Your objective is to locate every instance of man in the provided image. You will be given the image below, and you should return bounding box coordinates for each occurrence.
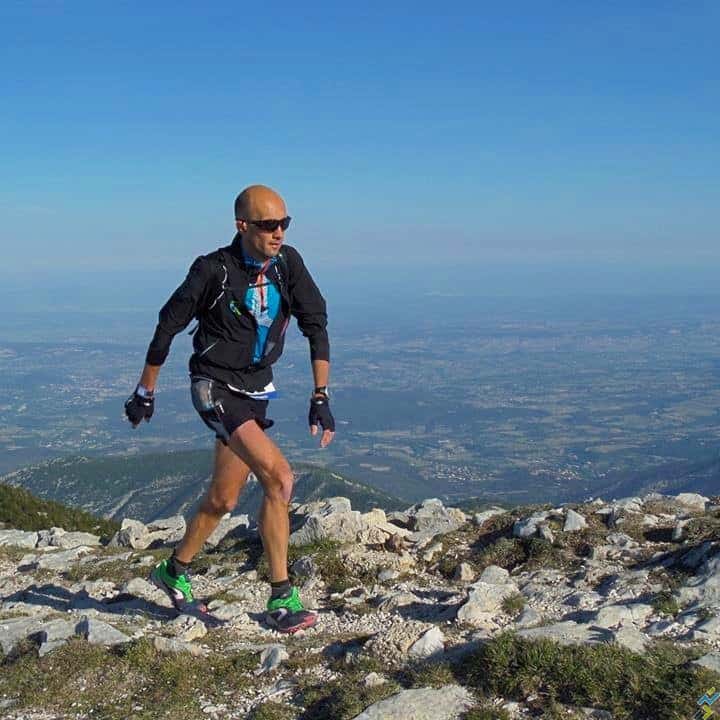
[124,185,335,634]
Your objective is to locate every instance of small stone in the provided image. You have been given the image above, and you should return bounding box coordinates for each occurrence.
[291,555,318,580]
[537,524,554,543]
[362,672,387,688]
[169,614,207,642]
[153,636,206,656]
[378,568,400,582]
[408,626,445,659]
[207,602,250,622]
[672,519,690,541]
[453,562,475,582]
[473,507,505,527]
[255,644,289,675]
[422,542,443,562]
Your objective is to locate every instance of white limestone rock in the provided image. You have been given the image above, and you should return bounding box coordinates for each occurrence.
[205,514,249,547]
[408,626,445,659]
[290,498,367,545]
[351,685,473,720]
[75,617,130,646]
[473,507,506,527]
[674,493,708,512]
[563,509,587,532]
[0,529,39,549]
[153,636,207,657]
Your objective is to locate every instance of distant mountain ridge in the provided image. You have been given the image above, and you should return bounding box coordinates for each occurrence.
[0,451,407,523]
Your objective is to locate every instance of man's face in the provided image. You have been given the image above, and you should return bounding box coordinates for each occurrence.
[236,191,289,261]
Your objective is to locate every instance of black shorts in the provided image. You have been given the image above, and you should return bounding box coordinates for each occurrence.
[190,375,274,445]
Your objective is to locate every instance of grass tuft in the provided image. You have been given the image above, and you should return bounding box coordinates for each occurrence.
[459,631,720,720]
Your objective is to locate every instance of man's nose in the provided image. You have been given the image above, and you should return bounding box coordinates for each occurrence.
[273,226,284,239]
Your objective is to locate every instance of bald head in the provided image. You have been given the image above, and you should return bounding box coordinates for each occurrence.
[234,185,286,221]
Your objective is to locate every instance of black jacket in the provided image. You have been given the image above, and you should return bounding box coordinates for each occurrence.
[146,234,329,391]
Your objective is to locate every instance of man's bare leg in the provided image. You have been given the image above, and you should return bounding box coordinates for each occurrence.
[174,439,251,564]
[226,420,294,583]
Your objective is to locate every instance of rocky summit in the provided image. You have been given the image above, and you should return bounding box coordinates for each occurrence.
[1,492,720,719]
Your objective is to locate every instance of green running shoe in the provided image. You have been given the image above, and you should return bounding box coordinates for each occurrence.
[266,586,317,634]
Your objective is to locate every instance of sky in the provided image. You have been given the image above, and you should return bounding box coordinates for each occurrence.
[1,1,718,282]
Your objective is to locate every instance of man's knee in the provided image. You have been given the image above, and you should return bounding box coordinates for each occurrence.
[203,491,237,516]
[262,463,294,504]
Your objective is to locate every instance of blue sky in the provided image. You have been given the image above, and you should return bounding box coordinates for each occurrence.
[1,1,718,276]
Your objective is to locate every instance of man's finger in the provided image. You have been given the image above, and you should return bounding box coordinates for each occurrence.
[310,424,318,436]
[320,430,335,448]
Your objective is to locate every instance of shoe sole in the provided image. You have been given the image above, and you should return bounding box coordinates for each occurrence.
[266,612,318,634]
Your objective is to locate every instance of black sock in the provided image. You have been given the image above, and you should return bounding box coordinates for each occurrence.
[168,552,190,579]
[270,579,292,600]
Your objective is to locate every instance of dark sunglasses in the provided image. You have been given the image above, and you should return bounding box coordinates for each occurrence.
[248,216,292,233]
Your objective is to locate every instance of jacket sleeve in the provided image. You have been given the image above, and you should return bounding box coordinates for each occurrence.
[145,256,214,366]
[286,247,330,362]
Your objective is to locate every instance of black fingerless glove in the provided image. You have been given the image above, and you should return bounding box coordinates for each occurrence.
[124,387,154,426]
[308,393,335,432]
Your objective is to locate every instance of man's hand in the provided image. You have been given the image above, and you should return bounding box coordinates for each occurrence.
[308,392,335,448]
[124,387,154,427]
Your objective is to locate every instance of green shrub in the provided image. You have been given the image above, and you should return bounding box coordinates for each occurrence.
[0,483,119,538]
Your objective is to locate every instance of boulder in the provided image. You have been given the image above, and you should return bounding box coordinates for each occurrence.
[290,498,367,545]
[36,546,95,571]
[563,509,587,532]
[110,519,150,549]
[44,528,101,549]
[205,514,249,547]
[0,616,41,655]
[693,652,720,674]
[147,515,186,544]
[479,565,510,585]
[592,603,654,629]
[0,529,38,549]
[674,493,708,512]
[457,570,518,626]
[513,511,550,539]
[31,618,77,656]
[517,621,614,646]
[75,617,130,646]
[351,685,473,720]
[406,499,464,541]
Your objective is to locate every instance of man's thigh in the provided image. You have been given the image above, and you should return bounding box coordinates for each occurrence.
[227,419,291,484]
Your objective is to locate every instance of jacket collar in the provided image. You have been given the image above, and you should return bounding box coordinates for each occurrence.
[229,232,277,272]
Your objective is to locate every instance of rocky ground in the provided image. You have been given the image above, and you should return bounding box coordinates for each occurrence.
[1,491,719,719]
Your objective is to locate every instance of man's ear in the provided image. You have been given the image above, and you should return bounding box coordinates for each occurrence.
[235,219,247,233]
